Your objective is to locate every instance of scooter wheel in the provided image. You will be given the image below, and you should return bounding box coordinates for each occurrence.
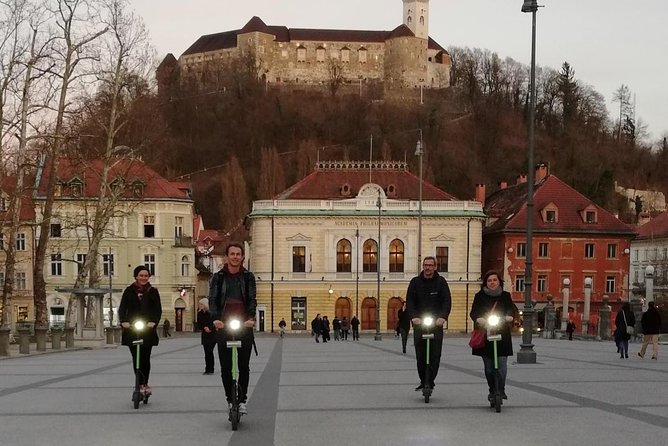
[230,408,240,430]
[132,391,140,409]
[494,394,502,413]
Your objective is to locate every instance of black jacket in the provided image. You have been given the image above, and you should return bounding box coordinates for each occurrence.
[397,307,411,331]
[196,309,216,345]
[118,284,162,347]
[469,289,517,357]
[208,266,257,322]
[615,308,636,341]
[406,271,452,321]
[641,307,662,335]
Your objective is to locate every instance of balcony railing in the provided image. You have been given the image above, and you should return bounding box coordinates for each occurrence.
[173,235,194,248]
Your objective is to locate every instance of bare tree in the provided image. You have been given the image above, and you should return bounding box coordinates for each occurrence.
[220,155,249,231]
[257,146,285,199]
[327,58,345,97]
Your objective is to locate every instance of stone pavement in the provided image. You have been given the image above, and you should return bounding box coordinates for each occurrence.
[0,333,666,446]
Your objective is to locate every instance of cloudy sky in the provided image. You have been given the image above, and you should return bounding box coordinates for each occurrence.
[132,0,667,142]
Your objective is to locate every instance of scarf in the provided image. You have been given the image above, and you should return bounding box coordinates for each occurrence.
[133,282,152,298]
[483,286,503,297]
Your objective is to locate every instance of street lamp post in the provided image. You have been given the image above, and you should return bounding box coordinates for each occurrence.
[375,189,382,341]
[518,0,541,364]
[645,265,654,308]
[583,277,592,335]
[415,135,424,273]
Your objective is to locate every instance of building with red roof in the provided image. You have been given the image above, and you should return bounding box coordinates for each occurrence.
[481,165,636,331]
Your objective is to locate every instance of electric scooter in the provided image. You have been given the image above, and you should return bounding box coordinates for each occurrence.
[226,318,243,430]
[131,320,150,409]
[486,313,503,413]
[420,316,435,403]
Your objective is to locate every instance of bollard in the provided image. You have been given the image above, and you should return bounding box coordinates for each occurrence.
[105,327,114,344]
[598,295,611,340]
[0,326,10,356]
[18,329,31,354]
[544,295,556,339]
[113,326,122,344]
[51,329,62,349]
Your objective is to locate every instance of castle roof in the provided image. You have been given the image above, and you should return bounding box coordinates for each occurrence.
[181,16,448,57]
[275,161,457,201]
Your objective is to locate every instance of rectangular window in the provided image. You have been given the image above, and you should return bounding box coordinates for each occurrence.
[606,276,616,293]
[292,246,306,273]
[537,274,547,292]
[50,223,62,238]
[538,242,549,258]
[514,275,525,292]
[17,306,28,321]
[607,244,617,259]
[516,242,526,258]
[174,216,184,240]
[76,253,87,274]
[436,246,449,273]
[103,254,115,276]
[586,211,596,223]
[0,233,4,250]
[291,296,306,330]
[16,233,26,251]
[584,243,595,258]
[545,210,556,223]
[144,254,156,276]
[143,215,155,238]
[15,272,26,290]
[561,242,573,259]
[181,257,190,277]
[50,253,63,276]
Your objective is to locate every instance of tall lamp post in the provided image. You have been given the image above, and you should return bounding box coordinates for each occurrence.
[415,134,424,273]
[518,0,541,364]
[375,189,382,341]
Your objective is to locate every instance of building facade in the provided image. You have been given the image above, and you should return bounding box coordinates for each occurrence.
[162,0,450,92]
[247,161,485,334]
[631,211,668,301]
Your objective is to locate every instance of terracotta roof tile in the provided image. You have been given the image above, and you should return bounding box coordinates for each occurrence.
[0,175,36,221]
[636,211,668,239]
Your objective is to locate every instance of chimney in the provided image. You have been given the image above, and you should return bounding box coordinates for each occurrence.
[516,174,527,185]
[498,181,508,190]
[535,163,548,182]
[475,183,486,205]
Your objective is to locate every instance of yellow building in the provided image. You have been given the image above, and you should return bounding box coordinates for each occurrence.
[247,161,484,334]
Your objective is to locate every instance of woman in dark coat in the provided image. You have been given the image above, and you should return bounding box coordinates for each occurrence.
[196,298,216,374]
[470,270,518,401]
[614,302,635,359]
[118,265,162,396]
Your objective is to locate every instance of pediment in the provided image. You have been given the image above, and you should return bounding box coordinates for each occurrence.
[286,233,312,242]
[430,233,455,242]
[139,242,161,250]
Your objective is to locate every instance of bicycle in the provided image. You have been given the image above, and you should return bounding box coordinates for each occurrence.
[225,318,243,430]
[420,316,435,403]
[485,313,503,413]
[131,320,150,409]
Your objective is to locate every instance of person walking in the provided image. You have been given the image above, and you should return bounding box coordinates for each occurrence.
[566,320,576,341]
[209,242,257,415]
[614,302,635,359]
[406,256,452,391]
[163,319,171,337]
[119,265,162,398]
[397,301,411,354]
[350,315,359,340]
[322,315,331,343]
[196,298,216,375]
[332,316,341,341]
[278,317,287,338]
[311,314,322,343]
[638,301,662,360]
[341,316,351,340]
[470,270,517,402]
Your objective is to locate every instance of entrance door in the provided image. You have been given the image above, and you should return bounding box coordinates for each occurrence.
[335,297,351,320]
[175,308,183,332]
[258,309,265,332]
[361,297,376,330]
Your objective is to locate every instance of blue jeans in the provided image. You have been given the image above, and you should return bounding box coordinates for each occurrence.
[619,339,629,357]
[482,355,508,393]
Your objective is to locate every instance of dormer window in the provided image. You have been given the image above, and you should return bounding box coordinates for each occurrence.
[386,184,397,197]
[131,180,145,197]
[340,183,351,197]
[580,205,598,224]
[541,203,558,223]
[69,178,83,197]
[545,210,556,223]
[110,178,125,194]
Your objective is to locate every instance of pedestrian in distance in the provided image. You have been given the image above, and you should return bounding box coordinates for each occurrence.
[350,315,359,340]
[341,316,351,340]
[470,270,517,402]
[322,315,331,342]
[208,242,257,415]
[406,256,452,391]
[278,317,287,338]
[614,302,635,359]
[638,301,662,360]
[397,301,411,354]
[311,314,322,343]
[119,265,162,398]
[196,298,216,375]
[566,320,576,341]
[163,319,171,337]
[332,316,341,341]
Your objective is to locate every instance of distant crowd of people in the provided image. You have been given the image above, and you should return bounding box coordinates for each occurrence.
[310,314,360,342]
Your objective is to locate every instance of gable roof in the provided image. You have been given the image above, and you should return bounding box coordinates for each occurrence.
[0,175,36,222]
[484,175,635,236]
[181,16,448,57]
[35,157,192,202]
[636,211,668,239]
[276,161,457,201]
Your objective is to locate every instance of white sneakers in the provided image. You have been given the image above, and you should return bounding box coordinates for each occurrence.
[239,402,248,415]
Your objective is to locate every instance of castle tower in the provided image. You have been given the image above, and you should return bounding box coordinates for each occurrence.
[402,0,429,39]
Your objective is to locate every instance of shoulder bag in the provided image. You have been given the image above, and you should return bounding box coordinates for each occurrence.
[622,311,634,335]
[469,301,498,349]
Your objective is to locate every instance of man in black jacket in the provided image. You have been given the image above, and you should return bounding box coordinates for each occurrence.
[209,242,257,415]
[406,256,452,391]
[638,301,662,360]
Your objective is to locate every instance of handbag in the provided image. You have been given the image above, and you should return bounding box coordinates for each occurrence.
[469,301,498,349]
[622,311,634,335]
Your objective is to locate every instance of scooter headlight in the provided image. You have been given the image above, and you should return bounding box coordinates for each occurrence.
[423,316,434,327]
[133,320,146,331]
[487,314,500,327]
[229,319,241,331]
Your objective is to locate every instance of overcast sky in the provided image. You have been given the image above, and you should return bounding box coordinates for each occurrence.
[132,0,668,142]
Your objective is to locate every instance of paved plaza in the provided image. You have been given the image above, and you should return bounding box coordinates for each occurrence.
[1,333,666,446]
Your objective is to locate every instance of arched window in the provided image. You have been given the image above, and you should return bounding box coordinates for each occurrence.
[336,239,352,272]
[363,239,378,272]
[389,239,404,272]
[181,255,190,277]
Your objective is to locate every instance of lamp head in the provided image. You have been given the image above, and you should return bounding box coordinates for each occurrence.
[487,314,500,327]
[423,316,434,327]
[229,319,241,331]
[521,0,539,13]
[133,320,145,331]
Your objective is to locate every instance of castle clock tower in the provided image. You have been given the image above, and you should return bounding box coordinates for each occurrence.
[403,0,429,39]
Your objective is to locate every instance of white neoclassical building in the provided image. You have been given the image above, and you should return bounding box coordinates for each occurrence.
[246,161,485,333]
